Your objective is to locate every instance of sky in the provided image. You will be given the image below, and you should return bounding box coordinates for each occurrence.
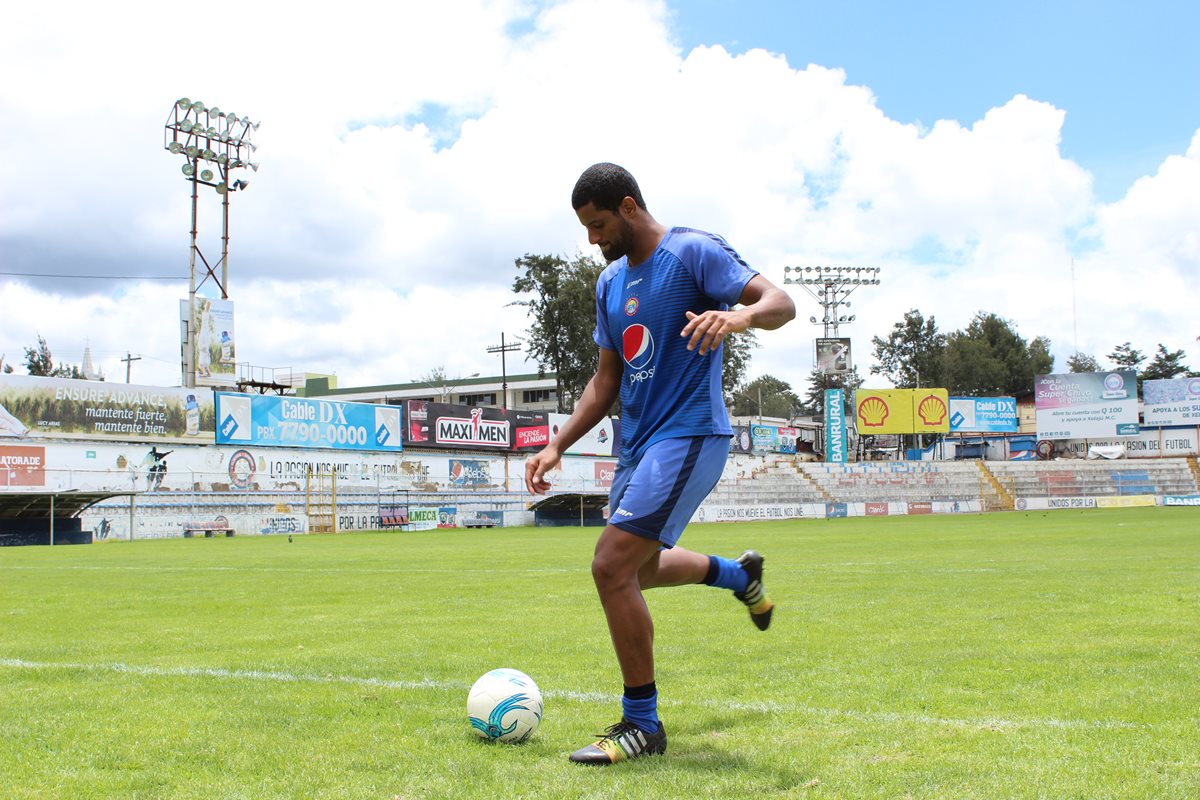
[1,0,1198,396]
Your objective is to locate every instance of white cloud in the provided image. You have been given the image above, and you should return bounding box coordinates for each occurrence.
[2,0,1197,395]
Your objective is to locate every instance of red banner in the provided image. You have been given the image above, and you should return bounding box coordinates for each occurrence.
[0,445,46,486]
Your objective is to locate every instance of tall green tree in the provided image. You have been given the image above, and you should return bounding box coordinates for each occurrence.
[941,313,1052,396]
[1066,352,1100,373]
[512,253,606,412]
[23,335,84,379]
[730,374,801,419]
[802,366,863,416]
[513,252,757,412]
[1107,342,1146,372]
[870,309,946,388]
[1140,344,1191,381]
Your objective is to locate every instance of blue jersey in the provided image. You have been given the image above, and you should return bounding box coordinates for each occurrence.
[594,227,757,467]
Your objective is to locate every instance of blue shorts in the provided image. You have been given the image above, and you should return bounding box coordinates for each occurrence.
[608,435,730,548]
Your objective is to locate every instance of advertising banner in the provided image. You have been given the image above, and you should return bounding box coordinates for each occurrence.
[215,392,403,452]
[1143,378,1200,427]
[405,401,548,452]
[777,427,798,454]
[855,389,950,434]
[0,445,46,487]
[815,337,851,373]
[750,424,778,451]
[1035,371,1139,440]
[548,413,617,456]
[949,397,1018,432]
[182,297,236,388]
[594,461,617,488]
[0,374,215,443]
[855,389,914,434]
[730,426,754,454]
[824,388,847,463]
[448,458,490,487]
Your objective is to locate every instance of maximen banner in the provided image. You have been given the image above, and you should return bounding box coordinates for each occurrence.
[405,401,548,452]
[215,392,403,452]
[0,374,215,443]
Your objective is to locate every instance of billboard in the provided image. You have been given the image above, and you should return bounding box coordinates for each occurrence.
[0,445,46,487]
[1143,378,1200,427]
[949,397,1019,433]
[548,413,617,456]
[0,374,215,442]
[215,392,403,452]
[182,297,237,388]
[448,458,491,487]
[405,401,548,452]
[855,389,950,435]
[824,388,847,463]
[1035,371,1139,440]
[815,338,851,373]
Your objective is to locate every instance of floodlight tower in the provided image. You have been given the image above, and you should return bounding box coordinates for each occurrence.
[163,97,260,387]
[782,265,881,337]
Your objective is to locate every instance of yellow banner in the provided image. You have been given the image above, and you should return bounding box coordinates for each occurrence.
[913,389,950,433]
[854,388,950,434]
[1096,495,1157,508]
[855,389,913,434]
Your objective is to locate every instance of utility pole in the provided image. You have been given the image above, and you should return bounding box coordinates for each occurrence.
[486,333,522,409]
[121,353,142,383]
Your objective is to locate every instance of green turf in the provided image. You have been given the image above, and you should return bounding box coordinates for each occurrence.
[1,508,1197,799]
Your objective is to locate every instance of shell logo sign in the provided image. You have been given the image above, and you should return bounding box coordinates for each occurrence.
[855,389,950,434]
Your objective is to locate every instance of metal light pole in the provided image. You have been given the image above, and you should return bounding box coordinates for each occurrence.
[163,97,260,387]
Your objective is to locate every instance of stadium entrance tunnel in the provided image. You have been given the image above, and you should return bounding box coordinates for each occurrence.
[528,493,608,527]
[0,491,133,546]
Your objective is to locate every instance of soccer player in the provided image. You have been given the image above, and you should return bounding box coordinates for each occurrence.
[524,163,796,764]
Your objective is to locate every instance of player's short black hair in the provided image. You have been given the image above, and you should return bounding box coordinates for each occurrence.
[571,162,647,212]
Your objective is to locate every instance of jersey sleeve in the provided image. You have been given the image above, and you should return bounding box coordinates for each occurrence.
[593,265,618,351]
[678,229,758,306]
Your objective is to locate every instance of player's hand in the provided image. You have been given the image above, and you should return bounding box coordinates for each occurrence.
[524,448,561,495]
[681,309,750,355]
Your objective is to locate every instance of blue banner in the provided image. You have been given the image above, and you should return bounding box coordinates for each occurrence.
[824,388,847,463]
[215,392,403,452]
[949,397,1018,432]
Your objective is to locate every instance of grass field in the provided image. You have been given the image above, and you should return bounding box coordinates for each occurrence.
[2,508,1198,799]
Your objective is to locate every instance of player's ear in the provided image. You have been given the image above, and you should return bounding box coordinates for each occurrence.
[619,196,638,217]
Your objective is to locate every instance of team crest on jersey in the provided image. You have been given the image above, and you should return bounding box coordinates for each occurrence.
[622,324,654,369]
[624,297,638,316]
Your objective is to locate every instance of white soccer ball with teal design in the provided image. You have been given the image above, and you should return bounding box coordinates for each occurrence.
[467,668,543,743]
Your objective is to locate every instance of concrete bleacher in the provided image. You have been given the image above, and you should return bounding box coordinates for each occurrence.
[985,459,1197,498]
[801,461,986,503]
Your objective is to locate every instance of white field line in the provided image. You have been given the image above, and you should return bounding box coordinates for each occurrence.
[0,657,1140,731]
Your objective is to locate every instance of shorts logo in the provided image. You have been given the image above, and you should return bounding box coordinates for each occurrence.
[622,324,654,369]
[624,297,638,316]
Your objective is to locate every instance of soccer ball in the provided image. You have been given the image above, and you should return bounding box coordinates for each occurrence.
[467,668,543,743]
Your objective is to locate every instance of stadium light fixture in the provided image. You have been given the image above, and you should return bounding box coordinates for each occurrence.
[162,95,262,388]
[782,264,881,338]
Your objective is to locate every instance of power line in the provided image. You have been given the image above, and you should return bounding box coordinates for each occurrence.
[0,272,183,280]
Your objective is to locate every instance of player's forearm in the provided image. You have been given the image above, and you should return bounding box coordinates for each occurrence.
[741,286,796,331]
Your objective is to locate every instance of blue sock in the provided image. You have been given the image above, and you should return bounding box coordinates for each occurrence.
[703,555,749,593]
[622,682,659,734]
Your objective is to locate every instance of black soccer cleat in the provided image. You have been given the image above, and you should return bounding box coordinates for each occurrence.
[733,550,774,631]
[569,719,667,764]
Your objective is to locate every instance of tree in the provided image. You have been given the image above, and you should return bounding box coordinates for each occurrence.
[870,309,946,388]
[1140,344,1191,381]
[1066,352,1100,373]
[418,366,453,403]
[0,354,13,374]
[513,252,758,412]
[941,313,1052,396]
[730,374,801,419]
[23,335,84,378]
[512,253,606,412]
[1107,342,1146,372]
[802,366,863,416]
[721,330,757,406]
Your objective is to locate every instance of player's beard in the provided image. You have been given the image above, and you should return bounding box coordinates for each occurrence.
[599,217,636,263]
